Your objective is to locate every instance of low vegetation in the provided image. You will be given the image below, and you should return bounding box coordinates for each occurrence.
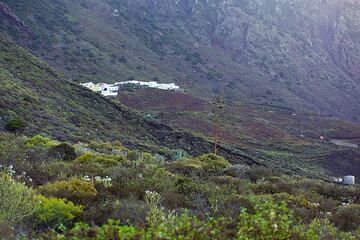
[0,133,358,239]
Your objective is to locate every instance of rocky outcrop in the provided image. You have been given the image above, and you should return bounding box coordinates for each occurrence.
[121,0,360,121]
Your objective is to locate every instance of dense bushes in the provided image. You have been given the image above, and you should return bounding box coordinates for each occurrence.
[34,195,83,229]
[238,196,294,239]
[332,204,360,231]
[0,135,359,239]
[168,153,230,176]
[196,153,230,172]
[49,143,77,161]
[75,153,128,167]
[54,193,360,240]
[0,173,37,224]
[38,178,97,204]
[25,135,59,148]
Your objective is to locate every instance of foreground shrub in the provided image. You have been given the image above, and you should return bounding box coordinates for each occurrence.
[144,190,231,239]
[45,192,359,240]
[0,173,37,224]
[57,191,229,239]
[301,219,339,240]
[55,221,144,240]
[332,204,360,232]
[34,195,84,229]
[237,196,295,240]
[38,178,97,204]
[82,196,148,226]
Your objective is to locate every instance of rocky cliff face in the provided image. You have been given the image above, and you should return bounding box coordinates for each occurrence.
[1,0,359,121]
[119,0,360,119]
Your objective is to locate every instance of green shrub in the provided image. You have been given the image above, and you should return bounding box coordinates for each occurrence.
[196,153,230,172]
[56,215,230,240]
[49,143,77,161]
[75,153,127,167]
[25,135,59,148]
[70,161,107,177]
[120,167,177,199]
[81,196,148,226]
[332,204,360,232]
[0,173,37,224]
[0,134,32,170]
[133,152,164,167]
[169,154,230,176]
[167,149,188,161]
[168,158,205,176]
[301,219,338,240]
[34,195,84,229]
[5,118,26,133]
[38,178,97,204]
[237,196,295,240]
[245,166,280,183]
[127,150,140,161]
[142,153,158,165]
[147,211,228,240]
[56,221,143,240]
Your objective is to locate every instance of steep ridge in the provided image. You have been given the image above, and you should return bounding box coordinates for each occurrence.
[0,0,359,121]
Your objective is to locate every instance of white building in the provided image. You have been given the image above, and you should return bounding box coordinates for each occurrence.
[81,80,180,97]
[343,176,355,185]
[101,90,118,97]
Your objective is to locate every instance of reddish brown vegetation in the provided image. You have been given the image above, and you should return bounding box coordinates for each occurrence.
[118,89,210,112]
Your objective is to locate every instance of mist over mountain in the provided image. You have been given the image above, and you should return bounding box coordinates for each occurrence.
[1,0,359,121]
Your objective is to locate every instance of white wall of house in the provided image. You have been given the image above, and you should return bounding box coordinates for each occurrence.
[101,90,118,96]
[81,80,180,97]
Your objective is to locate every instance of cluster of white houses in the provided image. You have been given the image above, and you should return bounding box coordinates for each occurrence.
[81,81,181,97]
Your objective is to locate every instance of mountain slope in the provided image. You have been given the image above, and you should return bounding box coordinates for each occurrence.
[117,88,360,179]
[1,0,359,121]
[1,1,360,179]
[0,34,166,145]
[0,34,278,170]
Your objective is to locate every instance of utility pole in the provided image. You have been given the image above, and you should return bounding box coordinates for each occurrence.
[212,95,225,155]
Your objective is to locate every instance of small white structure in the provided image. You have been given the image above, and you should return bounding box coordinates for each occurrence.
[100,84,118,96]
[343,176,355,185]
[81,80,180,97]
[101,90,118,97]
[115,81,180,91]
[81,82,118,96]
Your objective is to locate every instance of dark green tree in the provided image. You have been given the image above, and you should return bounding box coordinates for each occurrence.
[5,118,26,134]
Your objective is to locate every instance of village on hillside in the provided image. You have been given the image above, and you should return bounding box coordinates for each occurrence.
[81,81,181,97]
